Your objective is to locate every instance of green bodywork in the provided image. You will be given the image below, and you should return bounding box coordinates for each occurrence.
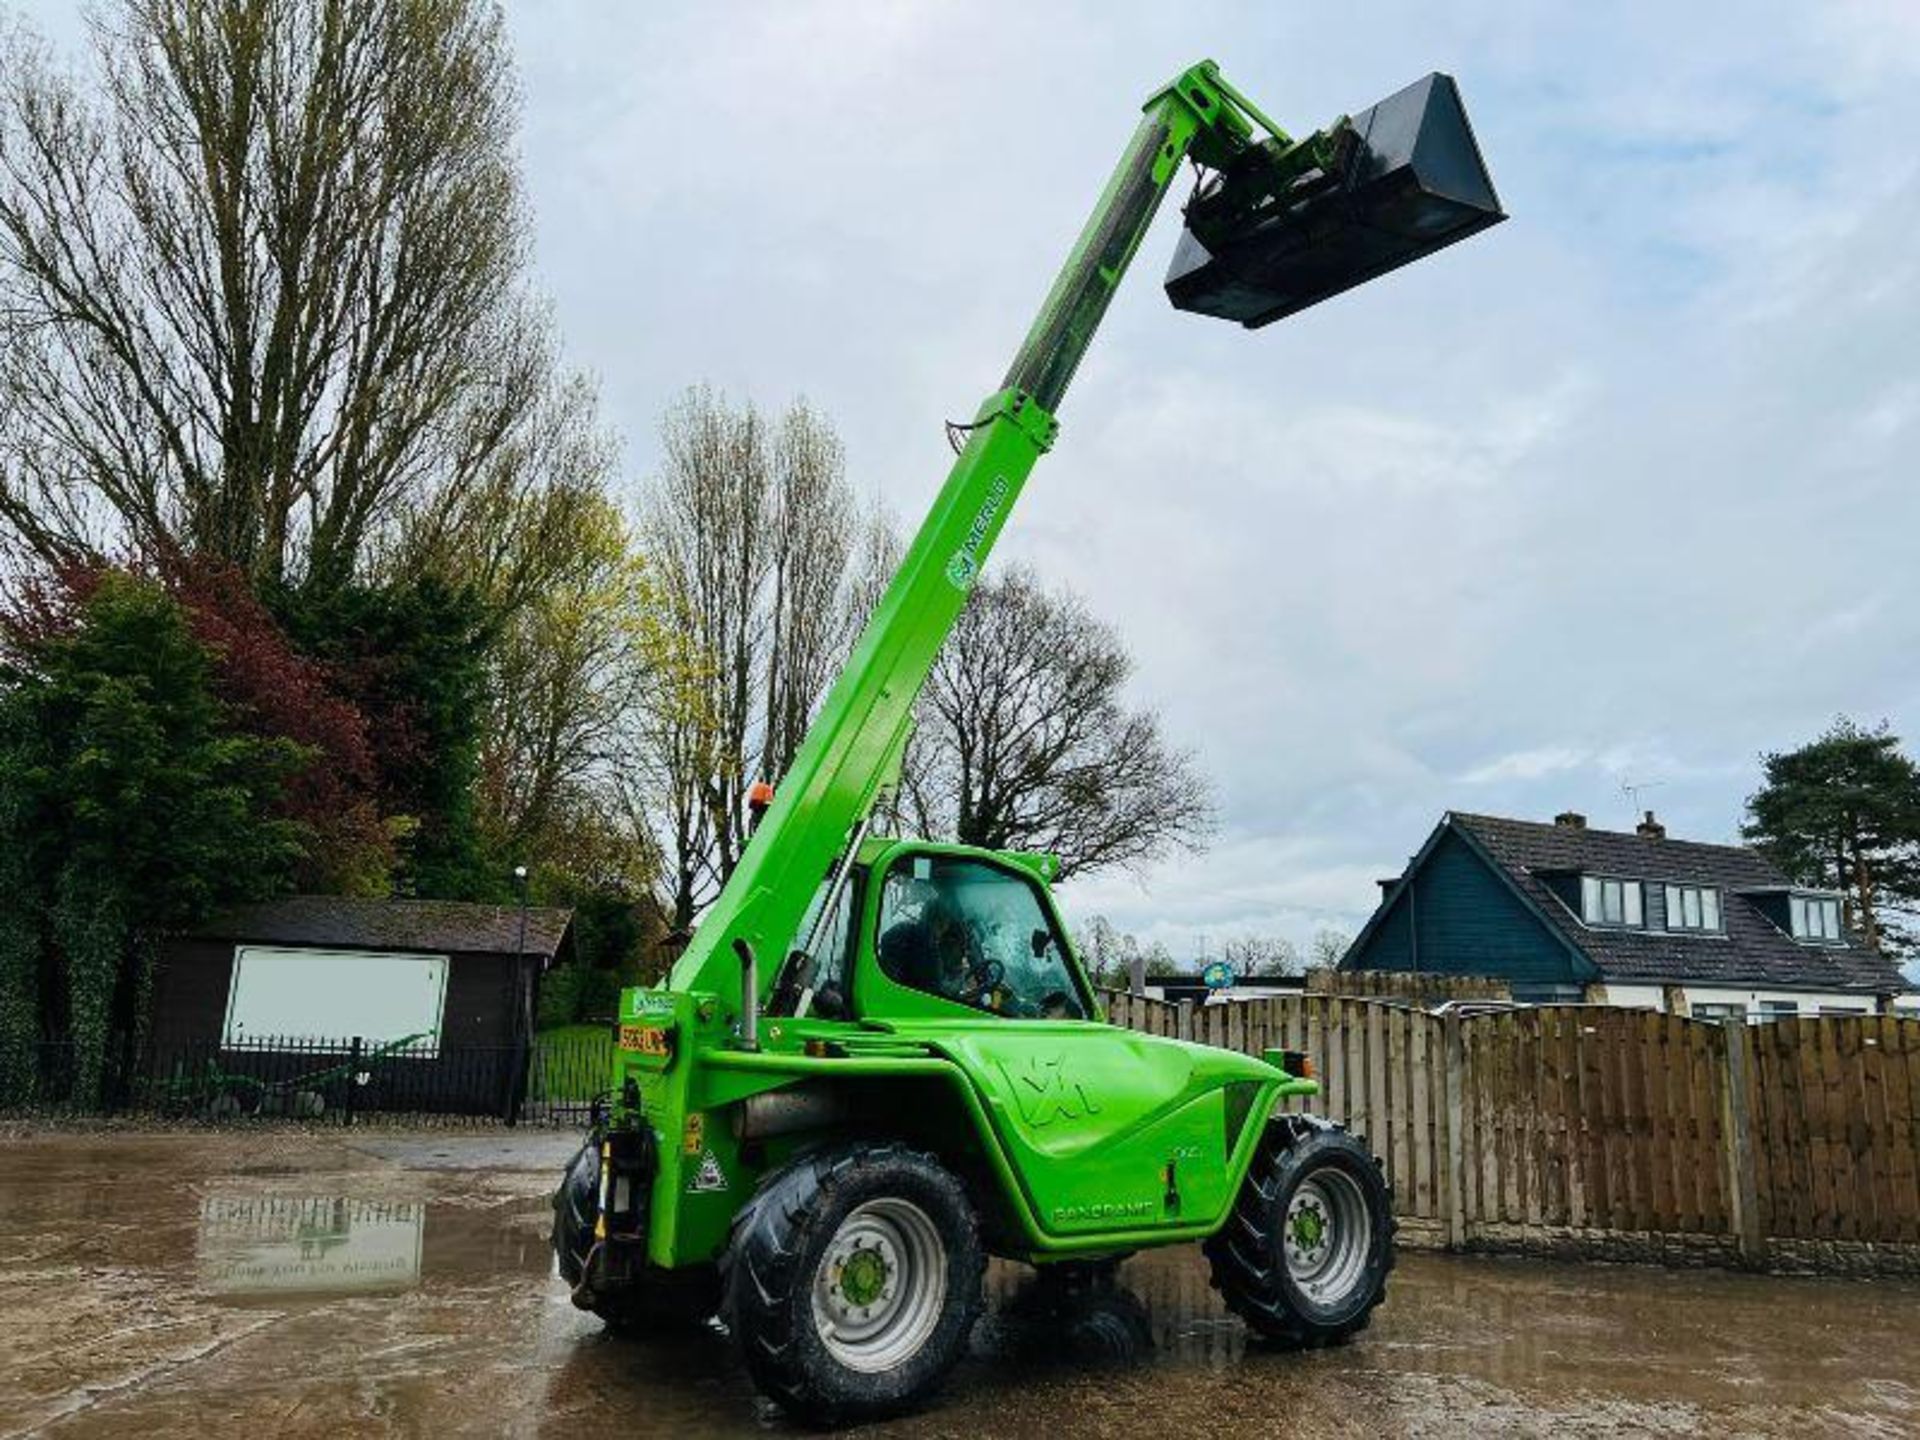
[602,62,1357,1272]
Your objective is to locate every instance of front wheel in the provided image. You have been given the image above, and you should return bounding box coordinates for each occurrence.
[551,1139,717,1331]
[1206,1116,1394,1347]
[722,1142,984,1423]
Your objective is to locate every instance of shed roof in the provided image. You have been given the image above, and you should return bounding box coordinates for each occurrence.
[195,895,573,961]
[1450,813,1905,994]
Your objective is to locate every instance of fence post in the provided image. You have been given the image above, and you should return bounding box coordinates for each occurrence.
[1177,999,1194,1043]
[1442,1013,1468,1249]
[1717,1020,1765,1267]
[344,1036,362,1128]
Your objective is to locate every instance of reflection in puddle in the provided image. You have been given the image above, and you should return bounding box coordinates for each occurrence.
[980,1251,1248,1373]
[197,1194,425,1296]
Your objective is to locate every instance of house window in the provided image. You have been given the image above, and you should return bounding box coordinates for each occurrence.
[1789,894,1842,943]
[1758,1000,1799,1022]
[1690,1001,1748,1024]
[1663,884,1722,933]
[1581,876,1643,927]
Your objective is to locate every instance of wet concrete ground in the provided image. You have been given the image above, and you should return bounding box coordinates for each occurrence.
[2,1128,1917,1438]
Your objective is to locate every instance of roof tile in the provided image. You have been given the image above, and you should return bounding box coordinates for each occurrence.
[194,895,573,960]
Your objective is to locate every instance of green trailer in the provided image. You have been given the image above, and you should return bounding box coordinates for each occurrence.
[553,59,1504,1423]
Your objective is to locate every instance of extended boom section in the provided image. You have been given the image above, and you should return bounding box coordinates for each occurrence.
[669,64,1237,1006]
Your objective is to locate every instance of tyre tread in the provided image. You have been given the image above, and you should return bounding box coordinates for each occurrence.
[1205,1115,1396,1348]
[720,1140,985,1422]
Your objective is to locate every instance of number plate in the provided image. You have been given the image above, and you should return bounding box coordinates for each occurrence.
[619,1024,673,1058]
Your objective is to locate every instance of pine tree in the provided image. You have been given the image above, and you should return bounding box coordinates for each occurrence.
[1743,718,1920,958]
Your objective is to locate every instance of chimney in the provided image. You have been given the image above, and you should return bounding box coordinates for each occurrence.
[1636,810,1666,840]
[1377,878,1400,899]
[1553,811,1587,830]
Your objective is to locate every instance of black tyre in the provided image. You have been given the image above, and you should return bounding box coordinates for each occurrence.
[1205,1115,1395,1347]
[551,1139,718,1330]
[551,1140,600,1291]
[721,1142,985,1424]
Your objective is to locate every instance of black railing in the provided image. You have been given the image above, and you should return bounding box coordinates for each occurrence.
[5,1028,616,1127]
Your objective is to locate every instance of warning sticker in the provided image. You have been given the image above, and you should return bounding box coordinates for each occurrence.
[686,1149,728,1194]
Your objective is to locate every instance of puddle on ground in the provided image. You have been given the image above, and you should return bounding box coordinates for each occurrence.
[197,1195,426,1296]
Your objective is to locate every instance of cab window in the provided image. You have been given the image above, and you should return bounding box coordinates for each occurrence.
[874,854,1086,1019]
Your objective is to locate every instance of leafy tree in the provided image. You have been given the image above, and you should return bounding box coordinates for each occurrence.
[1142,941,1182,980]
[170,563,391,892]
[477,497,679,908]
[0,0,608,605]
[1744,717,1920,957]
[0,573,306,1101]
[273,575,496,900]
[905,566,1214,879]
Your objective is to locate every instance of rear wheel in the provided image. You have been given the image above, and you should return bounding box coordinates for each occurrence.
[1206,1116,1394,1346]
[722,1142,984,1423]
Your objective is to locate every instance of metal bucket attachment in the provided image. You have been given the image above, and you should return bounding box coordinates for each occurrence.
[1165,73,1504,328]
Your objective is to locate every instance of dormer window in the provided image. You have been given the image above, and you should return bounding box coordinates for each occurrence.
[1581,876,1643,927]
[1664,884,1722,933]
[1790,893,1843,943]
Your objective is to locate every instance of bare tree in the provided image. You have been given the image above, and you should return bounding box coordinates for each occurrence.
[1221,934,1301,978]
[638,387,873,927]
[904,566,1214,878]
[762,401,855,783]
[1073,913,1143,989]
[1309,928,1353,970]
[0,0,605,602]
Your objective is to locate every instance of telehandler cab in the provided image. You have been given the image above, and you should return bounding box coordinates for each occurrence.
[553,60,1503,1422]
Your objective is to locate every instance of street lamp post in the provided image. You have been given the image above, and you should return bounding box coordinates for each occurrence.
[507,864,531,1126]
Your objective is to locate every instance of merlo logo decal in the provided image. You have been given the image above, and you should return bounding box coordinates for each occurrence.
[945,475,1009,591]
[1002,1053,1099,1128]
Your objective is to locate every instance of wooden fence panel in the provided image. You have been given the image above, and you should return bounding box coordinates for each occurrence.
[1741,1015,1920,1245]
[1883,1017,1918,1244]
[1098,991,1920,1254]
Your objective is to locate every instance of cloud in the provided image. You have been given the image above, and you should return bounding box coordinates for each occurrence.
[1459,746,1592,785]
[20,0,1914,964]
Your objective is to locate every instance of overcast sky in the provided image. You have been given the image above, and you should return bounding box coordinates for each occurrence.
[23,2,1920,961]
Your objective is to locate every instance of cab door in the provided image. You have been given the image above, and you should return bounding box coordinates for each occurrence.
[856,845,1269,1241]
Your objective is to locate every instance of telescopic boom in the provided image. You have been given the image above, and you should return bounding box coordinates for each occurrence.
[669,61,1503,1008]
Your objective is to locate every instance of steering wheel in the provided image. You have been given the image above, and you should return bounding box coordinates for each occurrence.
[960,958,1006,1009]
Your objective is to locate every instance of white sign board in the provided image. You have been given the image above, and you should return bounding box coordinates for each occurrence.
[223,946,448,1053]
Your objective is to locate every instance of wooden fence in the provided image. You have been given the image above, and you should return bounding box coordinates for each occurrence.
[1102,991,1920,1269]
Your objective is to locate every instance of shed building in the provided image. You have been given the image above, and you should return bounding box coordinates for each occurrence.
[149,896,574,1117]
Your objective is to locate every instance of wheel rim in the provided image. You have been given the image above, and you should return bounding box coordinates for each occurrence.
[1282,1168,1374,1310]
[811,1196,948,1373]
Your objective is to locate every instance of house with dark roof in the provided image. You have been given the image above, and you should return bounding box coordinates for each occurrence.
[1341,810,1910,1019]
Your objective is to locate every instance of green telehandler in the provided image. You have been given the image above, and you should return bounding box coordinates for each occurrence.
[553,60,1503,1422]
